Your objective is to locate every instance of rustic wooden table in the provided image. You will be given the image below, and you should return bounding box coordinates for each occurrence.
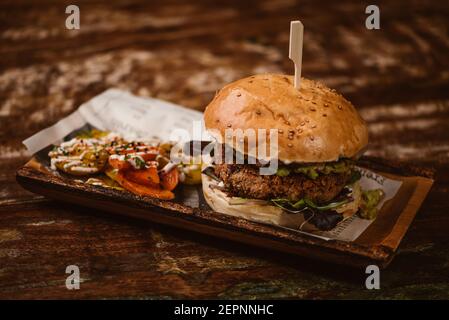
[1,0,448,299]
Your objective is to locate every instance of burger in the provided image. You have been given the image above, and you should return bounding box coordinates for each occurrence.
[201,74,383,231]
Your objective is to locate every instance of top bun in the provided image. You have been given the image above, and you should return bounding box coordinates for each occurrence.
[204,74,368,163]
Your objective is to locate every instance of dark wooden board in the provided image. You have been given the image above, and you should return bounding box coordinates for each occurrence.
[16,156,434,268]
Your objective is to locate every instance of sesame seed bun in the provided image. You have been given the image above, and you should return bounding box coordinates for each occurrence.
[204,74,369,163]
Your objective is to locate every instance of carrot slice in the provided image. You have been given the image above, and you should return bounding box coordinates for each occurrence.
[161,168,179,191]
[108,157,131,170]
[125,166,160,186]
[115,172,174,200]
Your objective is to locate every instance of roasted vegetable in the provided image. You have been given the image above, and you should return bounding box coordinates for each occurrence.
[51,149,109,176]
[359,189,385,219]
[125,166,160,187]
[114,171,174,200]
[50,130,181,199]
[160,168,179,191]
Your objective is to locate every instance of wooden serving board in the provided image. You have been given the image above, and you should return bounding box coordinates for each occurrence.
[16,155,434,268]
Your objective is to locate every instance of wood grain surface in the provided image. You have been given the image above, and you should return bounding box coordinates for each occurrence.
[1,0,448,299]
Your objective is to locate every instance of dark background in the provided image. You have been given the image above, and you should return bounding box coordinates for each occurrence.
[0,0,448,299]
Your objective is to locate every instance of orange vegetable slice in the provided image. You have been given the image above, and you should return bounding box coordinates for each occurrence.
[115,171,174,200]
[125,166,160,186]
[161,168,179,191]
[108,157,131,170]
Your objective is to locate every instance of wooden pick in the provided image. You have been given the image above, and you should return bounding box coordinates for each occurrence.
[289,20,304,90]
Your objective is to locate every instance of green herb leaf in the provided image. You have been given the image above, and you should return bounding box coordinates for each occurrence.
[134,156,146,169]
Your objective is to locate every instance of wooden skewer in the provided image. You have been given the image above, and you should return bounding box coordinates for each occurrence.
[289,20,304,90]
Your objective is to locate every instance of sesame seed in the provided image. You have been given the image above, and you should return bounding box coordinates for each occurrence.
[310,107,316,111]
[311,124,317,128]
[305,119,310,123]
[278,129,284,134]
[300,122,305,126]
[256,110,261,115]
[227,124,232,127]
[298,128,303,133]
[288,143,293,147]
[237,93,241,97]
[323,113,327,117]
[338,105,342,110]
[324,103,329,107]
[285,121,290,125]
[309,135,314,141]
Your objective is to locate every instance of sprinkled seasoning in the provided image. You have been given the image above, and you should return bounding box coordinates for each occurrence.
[322,113,327,117]
[288,143,293,147]
[310,107,316,111]
[227,124,232,128]
[256,110,261,115]
[338,105,343,110]
[311,124,317,128]
[300,121,305,126]
[297,128,303,133]
[278,129,284,134]
[237,93,241,97]
[324,103,329,107]
[309,135,315,141]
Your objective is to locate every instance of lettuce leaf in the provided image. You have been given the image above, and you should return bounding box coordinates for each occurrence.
[271,197,349,212]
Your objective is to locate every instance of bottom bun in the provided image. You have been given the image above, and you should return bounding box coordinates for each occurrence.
[202,168,361,231]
